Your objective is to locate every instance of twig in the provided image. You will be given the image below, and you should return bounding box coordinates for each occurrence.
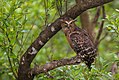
[7,48,18,79]
[92,6,101,24]
[98,32,108,44]
[5,31,18,79]
[65,0,68,15]
[44,0,48,26]
[95,6,106,47]
[3,20,18,79]
[56,0,63,16]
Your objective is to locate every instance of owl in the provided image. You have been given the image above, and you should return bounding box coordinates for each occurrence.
[60,17,97,70]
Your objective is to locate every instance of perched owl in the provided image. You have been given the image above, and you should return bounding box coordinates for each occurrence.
[60,17,97,70]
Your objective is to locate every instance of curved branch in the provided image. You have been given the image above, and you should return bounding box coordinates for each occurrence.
[18,0,113,80]
[29,56,81,76]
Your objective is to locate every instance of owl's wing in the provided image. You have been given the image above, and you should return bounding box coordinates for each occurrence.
[69,31,83,53]
[69,30,94,53]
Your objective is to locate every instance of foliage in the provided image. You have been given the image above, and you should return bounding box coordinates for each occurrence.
[0,0,119,80]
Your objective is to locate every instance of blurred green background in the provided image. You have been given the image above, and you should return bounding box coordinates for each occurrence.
[0,0,119,80]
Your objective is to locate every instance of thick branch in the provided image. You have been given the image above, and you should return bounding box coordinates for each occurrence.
[80,11,94,43]
[30,56,81,76]
[66,0,113,19]
[80,11,91,32]
[18,0,113,80]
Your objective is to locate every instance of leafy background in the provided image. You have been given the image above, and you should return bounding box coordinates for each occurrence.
[0,0,119,80]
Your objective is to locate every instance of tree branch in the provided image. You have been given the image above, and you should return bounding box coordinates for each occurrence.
[18,0,113,80]
[95,6,106,47]
[80,11,92,34]
[29,56,81,76]
[92,6,101,29]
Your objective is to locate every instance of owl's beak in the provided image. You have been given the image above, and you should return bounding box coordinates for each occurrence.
[67,24,70,27]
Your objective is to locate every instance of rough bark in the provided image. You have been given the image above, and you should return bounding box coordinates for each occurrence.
[18,0,113,80]
[29,56,81,75]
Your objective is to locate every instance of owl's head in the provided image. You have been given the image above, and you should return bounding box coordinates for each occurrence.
[60,17,77,29]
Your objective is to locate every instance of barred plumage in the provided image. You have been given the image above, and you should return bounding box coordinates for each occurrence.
[60,17,97,69]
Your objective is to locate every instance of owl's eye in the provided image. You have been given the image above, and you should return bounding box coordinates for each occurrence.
[64,22,67,25]
[70,22,73,24]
